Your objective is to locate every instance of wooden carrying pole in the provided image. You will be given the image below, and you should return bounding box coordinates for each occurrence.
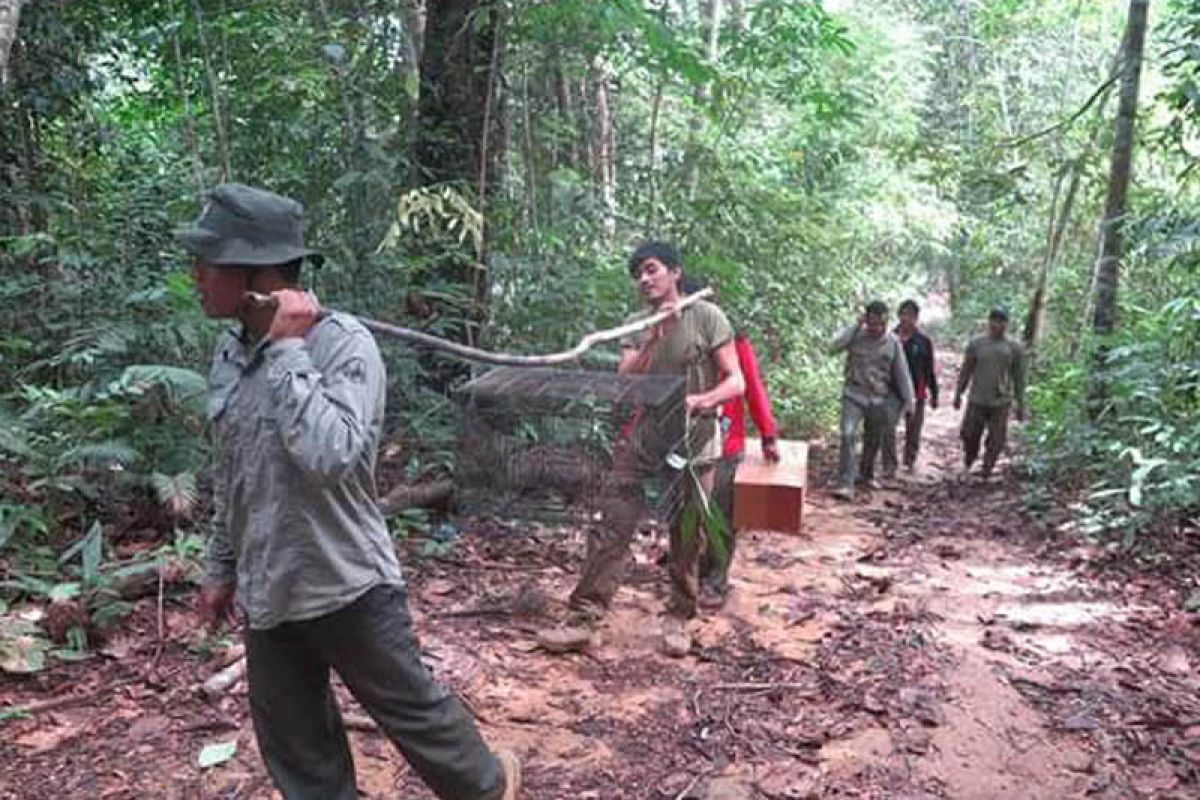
[246,288,715,367]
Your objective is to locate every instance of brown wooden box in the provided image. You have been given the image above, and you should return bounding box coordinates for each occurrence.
[733,438,808,534]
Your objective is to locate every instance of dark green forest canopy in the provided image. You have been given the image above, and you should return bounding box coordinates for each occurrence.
[0,0,1196,618]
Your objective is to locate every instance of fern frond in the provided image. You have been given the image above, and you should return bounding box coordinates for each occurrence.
[150,471,198,518]
[120,364,208,414]
[55,440,142,470]
[0,409,33,458]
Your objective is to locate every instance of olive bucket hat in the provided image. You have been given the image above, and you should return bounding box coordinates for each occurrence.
[175,183,323,267]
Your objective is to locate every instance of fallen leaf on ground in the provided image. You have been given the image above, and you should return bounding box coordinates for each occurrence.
[198,740,238,768]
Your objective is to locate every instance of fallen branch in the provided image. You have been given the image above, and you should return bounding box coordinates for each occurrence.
[200,657,246,700]
[2,674,142,717]
[111,557,196,601]
[380,480,456,516]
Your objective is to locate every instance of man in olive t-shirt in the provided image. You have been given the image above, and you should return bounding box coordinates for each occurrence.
[954,306,1027,479]
[541,241,744,658]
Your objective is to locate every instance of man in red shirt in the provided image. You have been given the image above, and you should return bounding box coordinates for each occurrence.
[682,280,780,606]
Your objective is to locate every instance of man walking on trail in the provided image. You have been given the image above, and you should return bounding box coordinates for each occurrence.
[829,301,915,501]
[882,299,939,475]
[539,242,744,657]
[954,306,1027,480]
[679,278,780,608]
[182,184,519,800]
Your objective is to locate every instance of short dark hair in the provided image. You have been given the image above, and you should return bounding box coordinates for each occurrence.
[628,241,683,277]
[680,276,707,295]
[989,305,1010,322]
[898,299,920,315]
[865,300,888,317]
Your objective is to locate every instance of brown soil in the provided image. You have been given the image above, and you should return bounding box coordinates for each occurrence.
[3,361,1199,799]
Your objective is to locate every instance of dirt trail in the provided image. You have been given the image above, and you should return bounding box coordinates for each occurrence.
[3,358,1200,799]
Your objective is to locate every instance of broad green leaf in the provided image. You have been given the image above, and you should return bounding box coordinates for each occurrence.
[198,740,239,768]
[49,582,81,602]
[0,628,51,675]
[82,521,103,583]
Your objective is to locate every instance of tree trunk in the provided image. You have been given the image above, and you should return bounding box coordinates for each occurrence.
[646,0,668,228]
[1027,68,1120,350]
[647,79,664,228]
[0,0,22,86]
[1090,0,1149,339]
[191,0,231,181]
[590,57,615,239]
[414,0,502,194]
[728,0,745,34]
[313,0,375,272]
[521,62,538,233]
[171,21,206,199]
[684,0,723,201]
[401,0,425,68]
[552,64,575,170]
[412,0,503,383]
[17,91,43,232]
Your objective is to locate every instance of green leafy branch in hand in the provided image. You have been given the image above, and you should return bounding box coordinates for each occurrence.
[676,415,732,570]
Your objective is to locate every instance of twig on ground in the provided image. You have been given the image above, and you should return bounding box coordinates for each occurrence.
[710,682,817,693]
[672,771,707,800]
[432,606,512,619]
[151,565,166,670]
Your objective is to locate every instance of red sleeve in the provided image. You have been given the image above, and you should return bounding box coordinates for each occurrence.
[736,336,778,439]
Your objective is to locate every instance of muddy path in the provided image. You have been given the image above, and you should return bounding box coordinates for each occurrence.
[3,361,1200,799]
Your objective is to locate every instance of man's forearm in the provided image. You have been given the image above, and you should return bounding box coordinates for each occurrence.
[699,372,746,409]
[955,362,972,399]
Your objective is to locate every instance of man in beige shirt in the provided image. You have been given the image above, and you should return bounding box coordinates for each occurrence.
[829,301,915,500]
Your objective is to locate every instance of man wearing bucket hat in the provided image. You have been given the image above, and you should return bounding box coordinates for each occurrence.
[182,184,519,800]
[953,305,1027,480]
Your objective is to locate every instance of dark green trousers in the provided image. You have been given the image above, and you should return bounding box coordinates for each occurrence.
[246,584,504,800]
[960,402,1010,471]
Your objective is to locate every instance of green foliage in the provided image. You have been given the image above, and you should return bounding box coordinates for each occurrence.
[1158,0,1200,174]
[1,0,1197,611]
[1026,290,1200,546]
